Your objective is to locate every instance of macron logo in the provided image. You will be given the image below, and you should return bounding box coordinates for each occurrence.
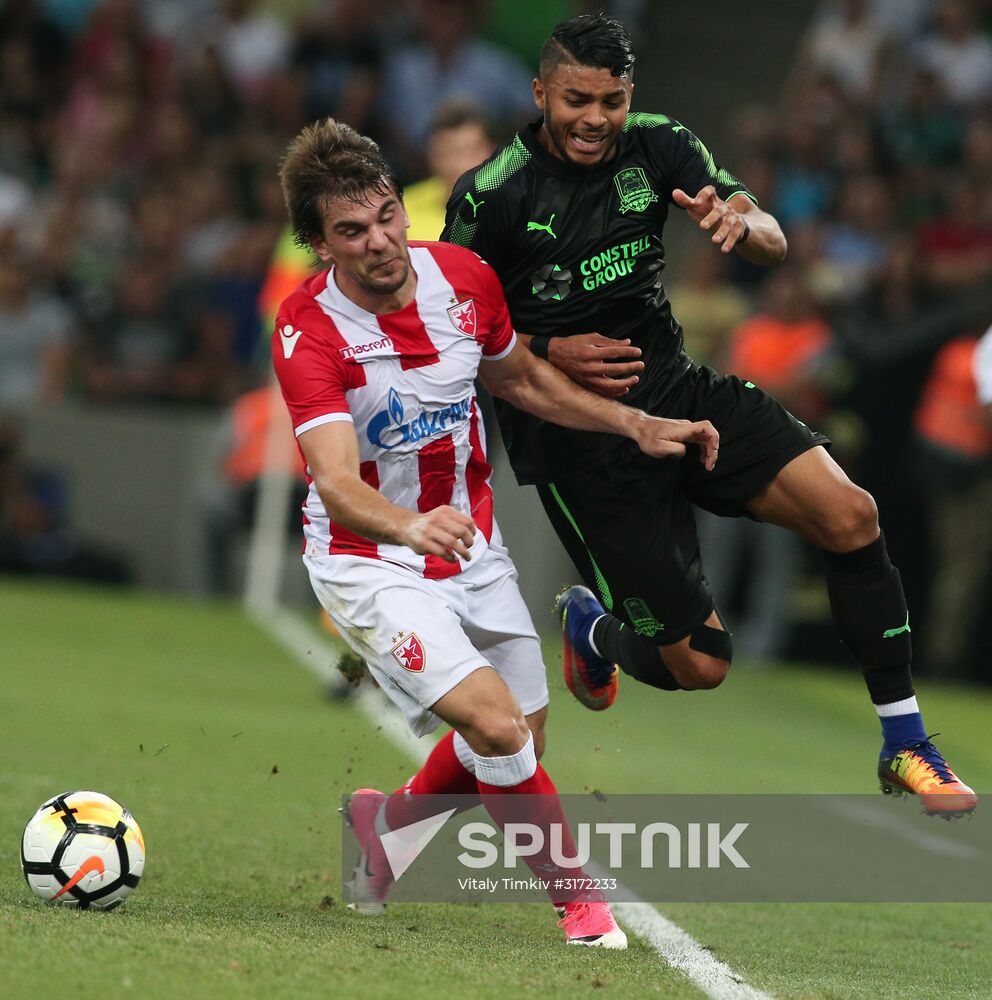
[280,324,303,359]
[379,808,456,880]
[340,336,395,362]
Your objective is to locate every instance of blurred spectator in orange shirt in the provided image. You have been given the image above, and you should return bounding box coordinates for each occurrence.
[913,334,992,676]
[200,383,305,593]
[725,268,834,425]
[698,269,835,661]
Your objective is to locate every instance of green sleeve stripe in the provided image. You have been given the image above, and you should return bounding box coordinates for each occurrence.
[726,190,759,206]
[685,133,753,199]
[623,112,673,131]
[474,136,531,193]
[446,215,478,247]
[548,484,614,612]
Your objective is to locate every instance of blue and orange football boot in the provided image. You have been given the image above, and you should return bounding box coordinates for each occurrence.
[878,735,977,817]
[556,585,618,711]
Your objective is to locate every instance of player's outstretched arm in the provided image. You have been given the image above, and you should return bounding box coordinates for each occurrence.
[672,185,787,265]
[299,421,477,562]
[481,341,718,470]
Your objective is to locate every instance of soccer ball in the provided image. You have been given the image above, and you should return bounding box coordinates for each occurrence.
[21,791,145,910]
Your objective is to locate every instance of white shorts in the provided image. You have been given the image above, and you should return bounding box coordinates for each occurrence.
[304,541,549,737]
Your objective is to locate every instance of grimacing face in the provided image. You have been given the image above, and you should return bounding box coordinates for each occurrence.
[312,186,412,305]
[533,62,633,167]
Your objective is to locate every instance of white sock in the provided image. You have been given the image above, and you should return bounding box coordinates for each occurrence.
[586,615,607,657]
[452,731,477,773]
[473,732,537,787]
[875,695,920,718]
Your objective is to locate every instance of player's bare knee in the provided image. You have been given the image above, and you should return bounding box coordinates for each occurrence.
[526,708,548,760]
[463,711,530,758]
[668,650,729,690]
[822,487,879,552]
[659,622,733,690]
[530,727,546,760]
[693,654,730,689]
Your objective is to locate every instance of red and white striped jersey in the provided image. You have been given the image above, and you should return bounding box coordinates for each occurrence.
[272,241,517,578]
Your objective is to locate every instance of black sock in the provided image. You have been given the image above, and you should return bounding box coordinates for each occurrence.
[593,615,681,691]
[822,532,914,705]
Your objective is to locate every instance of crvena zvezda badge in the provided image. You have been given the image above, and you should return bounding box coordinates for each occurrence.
[390,633,426,672]
[446,299,477,337]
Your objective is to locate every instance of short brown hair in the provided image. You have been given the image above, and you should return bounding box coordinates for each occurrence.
[279,118,397,250]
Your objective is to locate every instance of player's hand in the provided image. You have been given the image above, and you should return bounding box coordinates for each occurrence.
[401,505,477,562]
[631,414,720,470]
[672,185,748,254]
[547,333,644,398]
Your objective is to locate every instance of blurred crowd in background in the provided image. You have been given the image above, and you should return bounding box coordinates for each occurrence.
[674,0,992,677]
[1,0,991,679]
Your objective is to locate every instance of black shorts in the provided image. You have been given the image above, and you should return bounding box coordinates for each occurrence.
[537,366,830,645]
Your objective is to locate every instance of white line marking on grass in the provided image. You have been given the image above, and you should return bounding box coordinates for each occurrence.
[247,606,429,762]
[254,608,772,999]
[825,797,979,861]
[615,900,772,1000]
[355,684,429,764]
[247,607,340,684]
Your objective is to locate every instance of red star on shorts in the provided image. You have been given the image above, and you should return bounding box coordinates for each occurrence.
[391,633,426,672]
[399,640,421,669]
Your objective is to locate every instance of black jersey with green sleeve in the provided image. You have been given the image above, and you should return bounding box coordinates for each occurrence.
[441,113,755,485]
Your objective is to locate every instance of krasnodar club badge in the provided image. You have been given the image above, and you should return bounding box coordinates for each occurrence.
[614,167,658,214]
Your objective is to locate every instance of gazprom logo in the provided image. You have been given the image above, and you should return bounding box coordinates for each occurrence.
[367,387,473,450]
[388,386,404,425]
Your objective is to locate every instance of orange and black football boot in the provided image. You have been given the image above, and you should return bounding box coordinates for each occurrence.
[878,734,977,817]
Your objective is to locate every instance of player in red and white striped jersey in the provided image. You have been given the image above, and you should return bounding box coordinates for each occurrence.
[275,238,513,579]
[274,119,718,947]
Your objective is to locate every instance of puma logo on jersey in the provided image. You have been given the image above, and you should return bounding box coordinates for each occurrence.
[527,214,557,239]
[280,324,303,358]
[464,191,485,217]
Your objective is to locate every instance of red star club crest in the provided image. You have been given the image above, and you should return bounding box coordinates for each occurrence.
[390,632,426,672]
[446,299,477,337]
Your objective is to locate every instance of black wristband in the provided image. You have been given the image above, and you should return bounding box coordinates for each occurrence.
[738,220,750,245]
[529,335,551,359]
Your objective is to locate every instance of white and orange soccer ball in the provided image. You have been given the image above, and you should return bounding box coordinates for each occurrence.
[21,791,145,910]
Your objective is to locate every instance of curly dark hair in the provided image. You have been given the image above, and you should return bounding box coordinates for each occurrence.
[539,13,635,81]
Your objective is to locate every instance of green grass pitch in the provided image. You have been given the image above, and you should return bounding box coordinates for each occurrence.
[1,578,989,999]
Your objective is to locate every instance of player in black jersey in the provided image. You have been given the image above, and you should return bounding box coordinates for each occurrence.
[441,13,976,815]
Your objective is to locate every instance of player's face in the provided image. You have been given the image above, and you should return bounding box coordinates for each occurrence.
[312,186,412,307]
[534,63,633,167]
